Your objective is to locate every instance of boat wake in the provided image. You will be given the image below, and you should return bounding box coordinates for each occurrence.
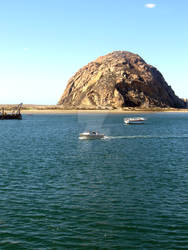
[103,134,188,140]
[103,135,152,140]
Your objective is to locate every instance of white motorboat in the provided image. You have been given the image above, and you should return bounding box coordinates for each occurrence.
[79,131,104,139]
[124,117,146,124]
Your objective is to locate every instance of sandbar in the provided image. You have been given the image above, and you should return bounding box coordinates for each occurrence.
[1,104,188,114]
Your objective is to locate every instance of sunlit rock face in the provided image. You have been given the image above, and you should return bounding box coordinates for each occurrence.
[58,51,185,109]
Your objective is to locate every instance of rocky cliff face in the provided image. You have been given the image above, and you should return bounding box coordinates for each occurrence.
[58,51,185,109]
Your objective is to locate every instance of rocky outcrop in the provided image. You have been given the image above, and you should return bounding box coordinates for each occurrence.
[58,51,185,109]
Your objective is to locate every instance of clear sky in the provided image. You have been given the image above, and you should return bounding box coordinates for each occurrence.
[0,0,187,104]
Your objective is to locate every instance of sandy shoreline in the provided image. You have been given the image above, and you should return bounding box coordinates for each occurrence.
[1,104,188,114]
[21,109,188,114]
[21,109,151,114]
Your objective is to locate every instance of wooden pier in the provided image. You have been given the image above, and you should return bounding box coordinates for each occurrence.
[0,103,23,120]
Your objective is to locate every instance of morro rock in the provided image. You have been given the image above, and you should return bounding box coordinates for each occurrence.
[58,51,185,109]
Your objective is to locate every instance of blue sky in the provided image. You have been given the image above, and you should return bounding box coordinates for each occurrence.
[0,0,187,104]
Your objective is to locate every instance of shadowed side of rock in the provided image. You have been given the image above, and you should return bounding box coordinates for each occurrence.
[58,51,185,109]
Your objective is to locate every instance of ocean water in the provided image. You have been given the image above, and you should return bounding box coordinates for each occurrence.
[0,112,188,249]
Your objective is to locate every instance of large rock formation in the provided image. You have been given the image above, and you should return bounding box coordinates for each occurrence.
[58,51,185,109]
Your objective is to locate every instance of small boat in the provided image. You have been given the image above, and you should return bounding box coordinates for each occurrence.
[0,113,22,120]
[0,103,23,120]
[124,117,146,125]
[79,131,104,140]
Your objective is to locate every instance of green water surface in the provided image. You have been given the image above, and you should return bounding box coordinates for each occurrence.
[0,113,188,249]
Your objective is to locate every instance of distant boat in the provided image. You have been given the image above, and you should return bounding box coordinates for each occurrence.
[124,117,146,125]
[79,131,104,140]
[0,113,22,120]
[0,103,23,120]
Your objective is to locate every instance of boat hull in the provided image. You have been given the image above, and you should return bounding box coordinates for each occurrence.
[124,121,145,124]
[79,133,104,140]
[0,114,22,120]
[124,117,146,125]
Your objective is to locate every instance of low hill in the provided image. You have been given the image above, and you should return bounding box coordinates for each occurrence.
[58,51,185,109]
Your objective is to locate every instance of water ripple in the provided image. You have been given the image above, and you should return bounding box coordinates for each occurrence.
[0,113,188,249]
